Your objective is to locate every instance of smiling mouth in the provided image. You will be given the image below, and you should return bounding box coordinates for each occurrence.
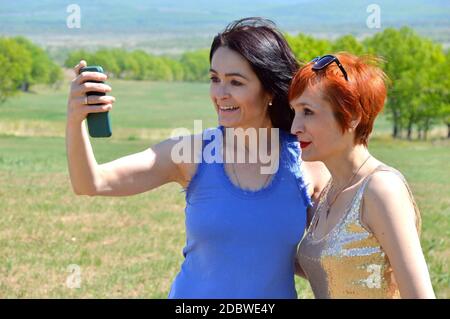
[218,105,240,112]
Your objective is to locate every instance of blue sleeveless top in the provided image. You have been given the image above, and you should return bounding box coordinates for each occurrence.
[168,127,311,299]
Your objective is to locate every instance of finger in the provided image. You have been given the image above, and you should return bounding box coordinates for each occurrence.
[76,71,108,85]
[70,96,90,107]
[73,82,112,96]
[86,95,116,105]
[73,60,87,76]
[70,95,114,107]
[84,104,113,114]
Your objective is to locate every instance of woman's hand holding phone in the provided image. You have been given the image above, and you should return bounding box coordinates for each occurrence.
[67,60,115,137]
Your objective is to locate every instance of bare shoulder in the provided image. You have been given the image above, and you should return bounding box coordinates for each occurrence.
[364,169,410,209]
[362,169,417,231]
[301,161,330,201]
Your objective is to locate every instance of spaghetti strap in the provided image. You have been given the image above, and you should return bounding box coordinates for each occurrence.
[357,164,422,233]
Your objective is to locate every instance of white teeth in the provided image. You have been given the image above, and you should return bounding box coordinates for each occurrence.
[219,105,239,110]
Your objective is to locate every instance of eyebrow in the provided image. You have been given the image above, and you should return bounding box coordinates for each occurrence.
[209,68,249,80]
[291,102,314,108]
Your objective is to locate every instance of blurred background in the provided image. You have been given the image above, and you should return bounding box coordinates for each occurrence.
[0,0,448,298]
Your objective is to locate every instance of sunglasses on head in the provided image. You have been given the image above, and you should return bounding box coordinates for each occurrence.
[310,55,348,81]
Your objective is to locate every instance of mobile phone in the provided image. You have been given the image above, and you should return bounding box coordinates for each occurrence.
[79,66,112,138]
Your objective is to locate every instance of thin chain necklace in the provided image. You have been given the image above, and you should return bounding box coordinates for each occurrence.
[227,134,272,190]
[325,154,372,218]
[230,161,272,190]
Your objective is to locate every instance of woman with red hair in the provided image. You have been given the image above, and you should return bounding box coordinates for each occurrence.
[289,53,435,298]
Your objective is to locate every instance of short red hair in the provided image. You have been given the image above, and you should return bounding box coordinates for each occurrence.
[289,52,388,146]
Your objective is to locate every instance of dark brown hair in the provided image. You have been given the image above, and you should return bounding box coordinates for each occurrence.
[210,17,299,131]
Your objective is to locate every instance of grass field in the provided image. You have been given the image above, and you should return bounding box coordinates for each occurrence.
[0,78,448,298]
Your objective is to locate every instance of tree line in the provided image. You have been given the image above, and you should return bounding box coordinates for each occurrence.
[0,36,62,102]
[64,48,210,83]
[1,27,449,139]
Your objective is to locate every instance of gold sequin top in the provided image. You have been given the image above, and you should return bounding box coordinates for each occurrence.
[297,165,421,299]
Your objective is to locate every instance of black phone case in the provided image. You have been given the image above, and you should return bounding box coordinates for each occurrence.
[79,66,112,138]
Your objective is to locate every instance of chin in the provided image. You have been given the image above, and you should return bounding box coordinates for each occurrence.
[218,118,240,128]
[218,120,233,128]
[300,151,320,162]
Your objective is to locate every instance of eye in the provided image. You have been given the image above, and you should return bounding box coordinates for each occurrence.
[304,108,314,116]
[210,75,220,83]
[230,79,243,86]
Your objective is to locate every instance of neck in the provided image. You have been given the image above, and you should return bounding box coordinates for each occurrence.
[322,144,372,189]
[226,117,273,149]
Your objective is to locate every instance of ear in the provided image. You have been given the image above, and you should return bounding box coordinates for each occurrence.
[350,115,361,130]
[350,120,358,129]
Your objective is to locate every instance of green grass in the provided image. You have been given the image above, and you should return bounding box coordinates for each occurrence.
[0,79,448,298]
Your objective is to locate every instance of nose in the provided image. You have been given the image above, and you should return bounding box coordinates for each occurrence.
[290,113,305,136]
[212,83,231,101]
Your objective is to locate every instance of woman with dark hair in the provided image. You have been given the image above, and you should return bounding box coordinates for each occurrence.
[290,53,435,298]
[66,17,326,298]
[209,18,299,132]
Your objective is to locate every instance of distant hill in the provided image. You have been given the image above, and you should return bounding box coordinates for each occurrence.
[1,0,449,56]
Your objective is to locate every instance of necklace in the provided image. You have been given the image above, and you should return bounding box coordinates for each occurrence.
[226,131,273,191]
[325,154,372,218]
[230,162,272,190]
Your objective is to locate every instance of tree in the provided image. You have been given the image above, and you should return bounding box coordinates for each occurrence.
[13,36,61,91]
[108,48,129,79]
[90,49,121,78]
[0,37,32,103]
[146,55,173,81]
[332,35,365,55]
[162,57,184,82]
[180,49,210,82]
[285,33,332,64]
[64,49,94,69]
[438,50,450,138]
[129,50,151,80]
[414,45,448,139]
[48,63,64,89]
[364,27,447,139]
